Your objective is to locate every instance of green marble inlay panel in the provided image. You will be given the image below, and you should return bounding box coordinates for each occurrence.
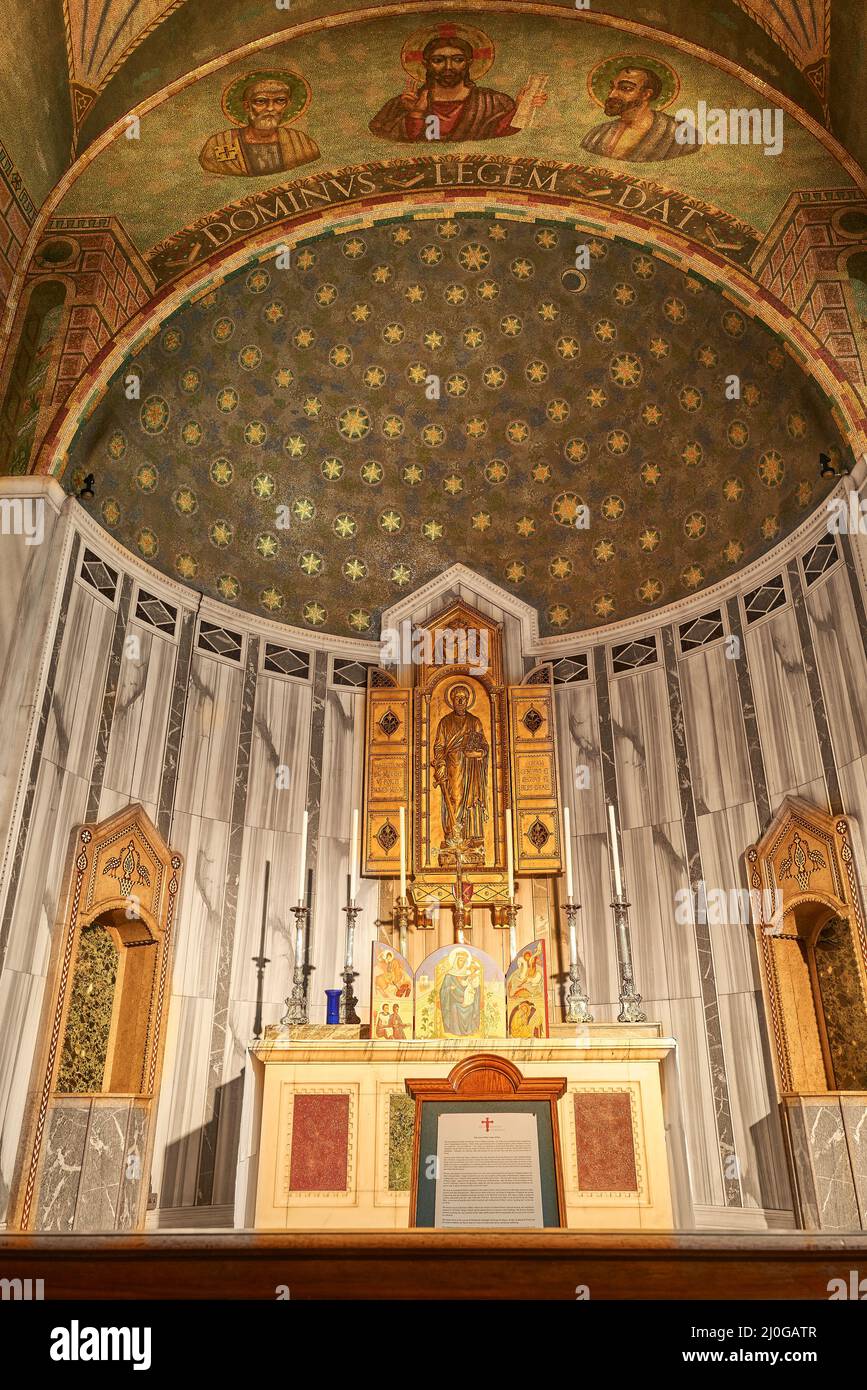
[815,916,867,1091]
[387,1092,415,1192]
[56,925,118,1094]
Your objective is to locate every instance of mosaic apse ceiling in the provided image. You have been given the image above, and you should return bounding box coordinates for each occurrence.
[66,212,851,638]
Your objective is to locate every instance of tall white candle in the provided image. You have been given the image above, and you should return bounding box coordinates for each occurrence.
[608,802,623,896]
[564,805,574,901]
[399,806,407,900]
[349,807,359,902]
[506,807,515,901]
[297,809,308,904]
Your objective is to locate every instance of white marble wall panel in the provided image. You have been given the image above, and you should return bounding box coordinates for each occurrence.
[246,675,311,832]
[609,666,681,830]
[99,621,177,813]
[624,819,699,1004]
[745,607,824,808]
[679,644,753,814]
[838,755,867,897]
[227,827,296,1011]
[167,812,231,999]
[668,995,726,1207]
[213,998,261,1206]
[150,993,214,1210]
[173,654,243,821]
[312,688,377,1023]
[0,967,47,1216]
[719,991,792,1213]
[572,832,619,1017]
[806,566,867,765]
[696,803,762,996]
[4,766,89,977]
[97,786,158,825]
[0,507,67,874]
[40,583,114,780]
[555,683,605,837]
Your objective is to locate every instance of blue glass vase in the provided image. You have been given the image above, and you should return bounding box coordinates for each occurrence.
[325,989,342,1025]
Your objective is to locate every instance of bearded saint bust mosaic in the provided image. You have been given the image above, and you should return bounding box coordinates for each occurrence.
[370,23,546,143]
[200,68,320,177]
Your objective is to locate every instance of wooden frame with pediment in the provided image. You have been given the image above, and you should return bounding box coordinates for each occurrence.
[748,796,867,1097]
[405,1054,567,1226]
[14,804,182,1230]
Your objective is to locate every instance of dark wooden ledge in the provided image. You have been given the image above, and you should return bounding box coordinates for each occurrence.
[2,1230,867,1299]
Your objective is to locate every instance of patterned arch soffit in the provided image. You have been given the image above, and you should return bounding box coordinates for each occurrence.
[39,186,867,481]
[3,0,866,345]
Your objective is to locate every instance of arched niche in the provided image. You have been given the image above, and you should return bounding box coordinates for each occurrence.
[15,805,182,1232]
[748,797,867,1097]
[0,278,68,474]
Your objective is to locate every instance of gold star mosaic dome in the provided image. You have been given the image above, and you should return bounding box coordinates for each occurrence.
[68,213,849,637]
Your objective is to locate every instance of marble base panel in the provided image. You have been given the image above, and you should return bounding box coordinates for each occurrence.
[781,1094,867,1231]
[33,1096,150,1232]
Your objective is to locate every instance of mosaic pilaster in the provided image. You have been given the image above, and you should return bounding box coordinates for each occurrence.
[196,635,259,1206]
[156,606,195,842]
[725,597,771,834]
[661,625,741,1207]
[592,645,622,863]
[304,649,329,944]
[787,559,843,816]
[85,574,132,822]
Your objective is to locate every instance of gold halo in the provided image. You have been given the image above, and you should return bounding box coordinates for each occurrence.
[401,23,495,83]
[445,679,475,710]
[586,54,681,111]
[221,67,312,127]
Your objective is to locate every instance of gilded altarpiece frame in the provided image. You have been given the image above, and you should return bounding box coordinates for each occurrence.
[362,600,562,909]
[15,805,182,1232]
[363,670,412,879]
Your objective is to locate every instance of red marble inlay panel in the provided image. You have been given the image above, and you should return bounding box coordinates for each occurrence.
[289,1093,350,1192]
[573,1091,638,1192]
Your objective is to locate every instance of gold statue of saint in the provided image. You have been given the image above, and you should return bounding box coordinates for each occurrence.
[432,683,489,854]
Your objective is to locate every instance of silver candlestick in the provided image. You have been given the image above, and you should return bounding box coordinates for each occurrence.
[612,891,646,1023]
[563,900,593,1023]
[340,899,361,1024]
[282,903,309,1026]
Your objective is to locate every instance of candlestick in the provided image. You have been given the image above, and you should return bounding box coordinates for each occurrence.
[505,901,520,959]
[564,805,574,901]
[611,890,646,1023]
[349,807,359,901]
[399,805,407,900]
[340,899,361,1023]
[563,899,592,1023]
[506,807,515,900]
[282,904,309,1025]
[394,895,409,957]
[297,809,308,905]
[608,801,623,896]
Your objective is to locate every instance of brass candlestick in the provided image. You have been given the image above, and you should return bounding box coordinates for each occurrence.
[282,903,309,1026]
[394,895,410,957]
[451,850,471,943]
[563,900,593,1023]
[505,900,520,959]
